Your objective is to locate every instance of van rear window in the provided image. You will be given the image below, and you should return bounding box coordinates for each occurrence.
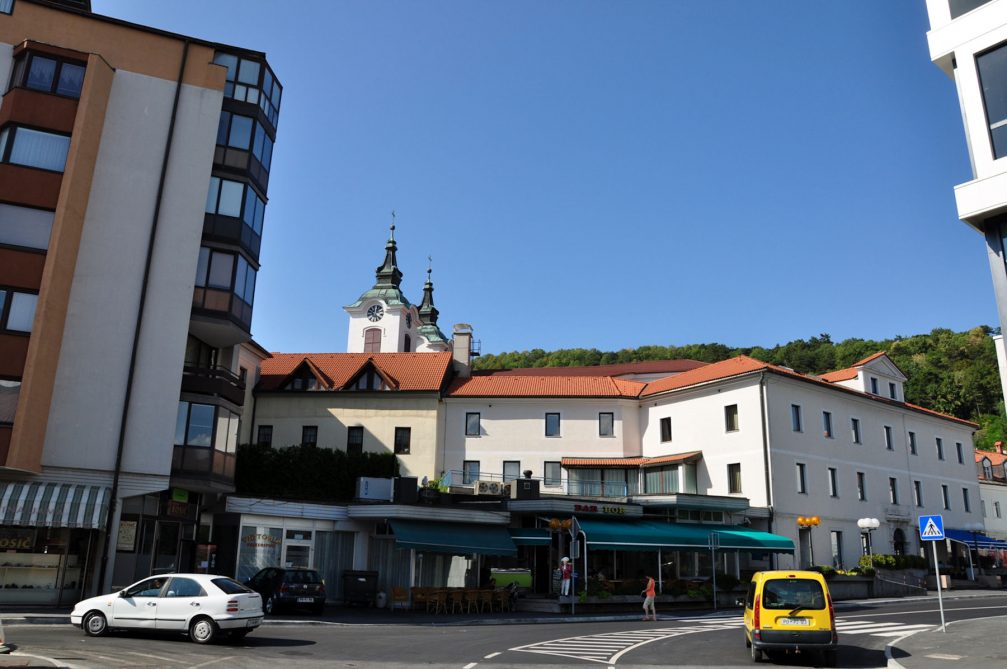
[762,579,825,610]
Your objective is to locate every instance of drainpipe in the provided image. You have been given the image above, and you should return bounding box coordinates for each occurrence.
[758,371,777,569]
[97,39,191,594]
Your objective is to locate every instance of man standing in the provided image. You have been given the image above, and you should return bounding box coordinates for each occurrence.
[560,557,573,596]
[641,575,656,621]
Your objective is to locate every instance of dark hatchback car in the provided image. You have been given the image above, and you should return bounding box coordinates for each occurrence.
[245,567,326,614]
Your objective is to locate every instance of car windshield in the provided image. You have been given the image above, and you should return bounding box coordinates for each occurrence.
[212,577,255,594]
[762,579,825,610]
[285,570,321,584]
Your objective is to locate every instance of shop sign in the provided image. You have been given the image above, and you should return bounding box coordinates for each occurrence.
[171,488,189,503]
[0,528,33,550]
[116,520,137,552]
[166,500,189,518]
[573,503,625,515]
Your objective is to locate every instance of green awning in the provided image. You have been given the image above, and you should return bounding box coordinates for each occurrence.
[578,519,793,553]
[509,528,552,546]
[390,519,517,556]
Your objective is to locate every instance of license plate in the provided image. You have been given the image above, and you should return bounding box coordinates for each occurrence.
[778,617,810,626]
[247,617,262,627]
[297,597,313,603]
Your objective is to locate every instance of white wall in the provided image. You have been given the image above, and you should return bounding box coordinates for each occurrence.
[345,300,413,353]
[979,481,1007,539]
[43,71,220,489]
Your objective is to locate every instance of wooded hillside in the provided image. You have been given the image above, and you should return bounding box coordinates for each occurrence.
[473,327,1006,450]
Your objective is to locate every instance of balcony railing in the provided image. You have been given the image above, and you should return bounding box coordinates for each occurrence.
[180,365,245,406]
[171,444,236,493]
[444,471,641,498]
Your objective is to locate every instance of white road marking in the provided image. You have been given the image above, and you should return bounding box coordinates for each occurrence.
[483,652,500,659]
[463,663,478,669]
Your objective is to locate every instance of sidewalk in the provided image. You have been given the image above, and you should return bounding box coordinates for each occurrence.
[887,613,1007,669]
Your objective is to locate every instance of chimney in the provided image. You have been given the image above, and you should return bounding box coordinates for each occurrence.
[452,324,473,378]
[997,441,1004,455]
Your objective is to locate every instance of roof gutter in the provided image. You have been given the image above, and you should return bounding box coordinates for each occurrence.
[758,370,776,567]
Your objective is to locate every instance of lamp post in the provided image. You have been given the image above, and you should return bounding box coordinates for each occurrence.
[797,516,821,568]
[857,517,880,568]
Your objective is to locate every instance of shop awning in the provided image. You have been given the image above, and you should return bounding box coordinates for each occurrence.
[578,519,794,553]
[509,527,551,546]
[390,519,517,556]
[0,482,110,530]
[945,529,1007,550]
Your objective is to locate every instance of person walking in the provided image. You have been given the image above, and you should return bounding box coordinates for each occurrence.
[641,575,657,621]
[560,557,573,596]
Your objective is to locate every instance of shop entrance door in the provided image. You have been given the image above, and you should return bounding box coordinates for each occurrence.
[284,530,313,568]
[153,522,181,575]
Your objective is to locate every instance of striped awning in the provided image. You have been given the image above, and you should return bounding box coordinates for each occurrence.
[0,482,110,529]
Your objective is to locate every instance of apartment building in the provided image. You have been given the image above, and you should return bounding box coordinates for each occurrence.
[0,0,281,602]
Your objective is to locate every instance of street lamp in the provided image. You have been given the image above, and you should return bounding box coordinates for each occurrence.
[857,517,880,568]
[797,516,821,567]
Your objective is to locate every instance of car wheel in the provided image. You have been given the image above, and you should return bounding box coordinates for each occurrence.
[83,611,107,637]
[264,596,275,615]
[750,642,763,663]
[189,616,217,644]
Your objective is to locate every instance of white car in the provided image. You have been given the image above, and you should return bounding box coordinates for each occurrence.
[70,573,263,644]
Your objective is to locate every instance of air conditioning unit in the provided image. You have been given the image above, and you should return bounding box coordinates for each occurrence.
[474,480,503,496]
[510,479,540,500]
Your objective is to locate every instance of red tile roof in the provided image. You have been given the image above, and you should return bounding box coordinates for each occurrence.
[976,449,1007,468]
[480,359,708,377]
[258,352,453,392]
[447,375,646,398]
[819,367,858,383]
[562,451,702,468]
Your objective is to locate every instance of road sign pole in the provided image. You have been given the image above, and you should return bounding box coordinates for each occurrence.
[931,541,946,633]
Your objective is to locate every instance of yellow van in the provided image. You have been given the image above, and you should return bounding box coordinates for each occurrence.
[742,570,837,666]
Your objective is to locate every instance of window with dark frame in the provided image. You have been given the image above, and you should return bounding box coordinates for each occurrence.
[977,42,1007,159]
[346,426,363,455]
[503,461,520,482]
[889,477,898,504]
[0,126,71,172]
[725,404,739,432]
[462,460,480,484]
[823,411,833,438]
[956,442,964,464]
[942,484,950,510]
[465,412,480,437]
[394,427,411,454]
[256,425,272,447]
[870,377,879,394]
[914,480,923,507]
[937,437,945,460]
[544,461,561,486]
[909,431,917,455]
[660,416,672,442]
[857,471,866,501]
[796,462,807,494]
[301,425,317,446]
[889,382,897,400]
[828,467,838,497]
[0,1,12,15]
[0,288,38,333]
[728,463,742,494]
[884,425,894,450]
[791,404,802,432]
[8,51,86,98]
[545,413,561,437]
[963,487,971,513]
[599,412,614,437]
[851,418,862,444]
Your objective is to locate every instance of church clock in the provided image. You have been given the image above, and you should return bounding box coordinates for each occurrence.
[366,304,384,322]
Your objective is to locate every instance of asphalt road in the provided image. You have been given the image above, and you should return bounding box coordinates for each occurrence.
[7,596,1007,669]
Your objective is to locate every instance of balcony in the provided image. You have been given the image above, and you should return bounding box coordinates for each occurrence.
[180,365,245,407]
[171,445,235,494]
[202,213,261,260]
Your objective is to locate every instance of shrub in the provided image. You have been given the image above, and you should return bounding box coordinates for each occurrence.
[714,571,740,591]
[858,554,925,572]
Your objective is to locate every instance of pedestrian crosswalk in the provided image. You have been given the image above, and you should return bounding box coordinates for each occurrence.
[508,614,934,664]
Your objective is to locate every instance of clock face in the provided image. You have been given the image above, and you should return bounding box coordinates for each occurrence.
[366,304,384,322]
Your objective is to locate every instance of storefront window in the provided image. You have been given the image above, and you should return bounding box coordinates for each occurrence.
[236,525,282,581]
[0,527,91,606]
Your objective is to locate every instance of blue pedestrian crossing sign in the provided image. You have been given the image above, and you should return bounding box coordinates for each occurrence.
[919,514,945,541]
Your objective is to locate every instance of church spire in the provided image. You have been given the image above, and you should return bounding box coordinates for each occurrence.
[373,214,403,289]
[418,256,439,326]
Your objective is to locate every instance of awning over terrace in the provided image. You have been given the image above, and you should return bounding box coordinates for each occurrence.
[389,519,517,556]
[945,528,1007,550]
[577,518,794,553]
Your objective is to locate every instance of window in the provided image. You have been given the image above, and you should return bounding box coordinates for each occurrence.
[996,501,1002,518]
[728,463,742,494]
[301,425,317,446]
[830,531,844,569]
[215,112,274,175]
[956,442,964,464]
[205,177,265,239]
[725,404,739,432]
[884,425,894,451]
[870,377,879,394]
[0,203,54,250]
[857,471,866,501]
[462,460,480,484]
[937,437,945,460]
[503,461,520,482]
[403,334,411,352]
[8,51,85,98]
[545,412,561,437]
[851,418,861,444]
[0,289,38,333]
[0,1,12,15]
[0,380,20,424]
[599,412,614,437]
[347,426,363,455]
[363,328,381,353]
[983,458,993,479]
[914,480,923,507]
[963,488,972,513]
[977,43,1007,159]
[0,126,70,172]
[889,382,897,400]
[823,411,833,438]
[193,247,256,326]
[796,463,807,494]
[909,431,917,455]
[165,577,205,598]
[256,425,272,447]
[791,404,802,432]
[212,51,282,126]
[828,467,838,497]
[544,461,561,486]
[174,402,238,455]
[660,416,672,442]
[465,412,480,436]
[942,484,950,510]
[394,427,411,454]
[888,477,899,504]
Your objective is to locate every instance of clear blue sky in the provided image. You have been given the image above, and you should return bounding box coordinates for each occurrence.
[96,1,992,356]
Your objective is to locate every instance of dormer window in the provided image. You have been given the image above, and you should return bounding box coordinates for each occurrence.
[983,458,993,479]
[889,382,897,400]
[870,377,879,394]
[284,368,319,391]
[350,366,388,391]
